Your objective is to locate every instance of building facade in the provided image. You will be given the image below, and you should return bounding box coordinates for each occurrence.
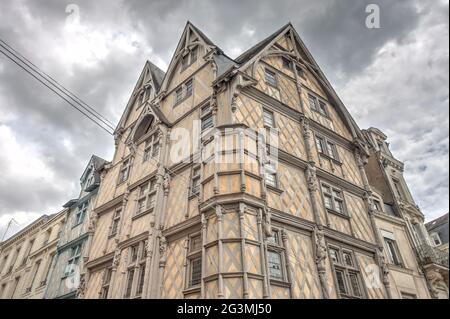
[426,213,449,253]
[44,155,107,299]
[80,22,448,299]
[0,212,65,299]
[0,23,447,300]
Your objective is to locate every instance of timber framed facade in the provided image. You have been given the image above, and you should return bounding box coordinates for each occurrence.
[0,22,448,299]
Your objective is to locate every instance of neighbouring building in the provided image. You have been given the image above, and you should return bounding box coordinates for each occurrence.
[80,22,448,299]
[44,155,107,299]
[0,212,65,299]
[426,213,449,252]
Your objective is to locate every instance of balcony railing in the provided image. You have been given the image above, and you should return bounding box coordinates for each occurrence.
[416,244,449,268]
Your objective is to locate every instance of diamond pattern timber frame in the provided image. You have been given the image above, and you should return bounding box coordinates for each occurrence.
[254,58,302,113]
[222,243,242,273]
[162,239,185,299]
[269,163,314,221]
[356,253,386,299]
[247,278,264,299]
[276,113,306,159]
[286,231,322,299]
[235,95,263,129]
[345,193,376,244]
[223,277,242,299]
[165,170,190,229]
[245,244,262,275]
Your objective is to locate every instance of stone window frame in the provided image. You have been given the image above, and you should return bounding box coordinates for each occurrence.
[142,133,161,163]
[264,67,278,88]
[134,179,157,219]
[320,182,349,218]
[100,267,113,299]
[314,133,341,164]
[262,108,276,129]
[200,103,214,136]
[74,201,89,227]
[173,77,195,107]
[190,165,202,197]
[124,241,147,299]
[186,233,202,289]
[40,253,55,287]
[266,228,288,284]
[382,231,404,268]
[64,244,82,278]
[392,177,406,201]
[307,93,330,118]
[109,208,122,237]
[118,157,132,185]
[430,232,442,247]
[328,245,366,299]
[26,258,42,293]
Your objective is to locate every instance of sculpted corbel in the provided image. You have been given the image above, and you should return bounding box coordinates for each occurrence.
[306,164,318,192]
[159,236,168,267]
[112,249,121,269]
[264,208,273,237]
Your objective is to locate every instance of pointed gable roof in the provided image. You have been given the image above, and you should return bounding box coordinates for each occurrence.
[158,21,219,94]
[115,60,166,133]
[232,22,364,142]
[235,23,291,65]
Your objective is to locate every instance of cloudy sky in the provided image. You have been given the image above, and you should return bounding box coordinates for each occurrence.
[0,0,448,239]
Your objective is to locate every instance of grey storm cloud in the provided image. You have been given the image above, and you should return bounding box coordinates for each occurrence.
[0,0,448,239]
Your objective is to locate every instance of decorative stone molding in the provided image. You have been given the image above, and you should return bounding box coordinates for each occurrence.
[314,227,330,299]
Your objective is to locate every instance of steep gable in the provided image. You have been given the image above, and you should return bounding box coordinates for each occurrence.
[235,23,364,144]
[158,21,217,96]
[115,61,166,133]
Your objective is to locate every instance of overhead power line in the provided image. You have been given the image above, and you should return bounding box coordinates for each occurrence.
[0,38,115,135]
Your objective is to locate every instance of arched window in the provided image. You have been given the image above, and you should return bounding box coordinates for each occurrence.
[133,114,155,143]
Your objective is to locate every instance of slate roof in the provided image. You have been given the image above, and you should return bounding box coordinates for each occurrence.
[235,23,291,65]
[426,213,449,232]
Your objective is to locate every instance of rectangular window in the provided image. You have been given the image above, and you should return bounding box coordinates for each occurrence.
[308,94,318,111]
[66,244,82,277]
[265,169,278,188]
[335,269,347,295]
[28,260,41,291]
[201,114,214,135]
[267,251,283,280]
[315,135,340,161]
[393,179,405,200]
[175,87,183,104]
[384,238,403,267]
[318,101,328,117]
[263,109,275,128]
[431,233,442,247]
[119,159,131,184]
[189,258,202,287]
[75,201,89,226]
[187,234,202,288]
[100,268,112,299]
[143,134,160,163]
[315,136,324,154]
[348,272,362,297]
[326,141,338,160]
[329,248,340,264]
[135,179,157,216]
[190,167,201,196]
[329,247,364,299]
[185,79,193,97]
[136,265,146,296]
[110,209,121,236]
[265,69,277,87]
[124,269,135,298]
[321,184,347,216]
[268,230,280,245]
[41,254,54,286]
